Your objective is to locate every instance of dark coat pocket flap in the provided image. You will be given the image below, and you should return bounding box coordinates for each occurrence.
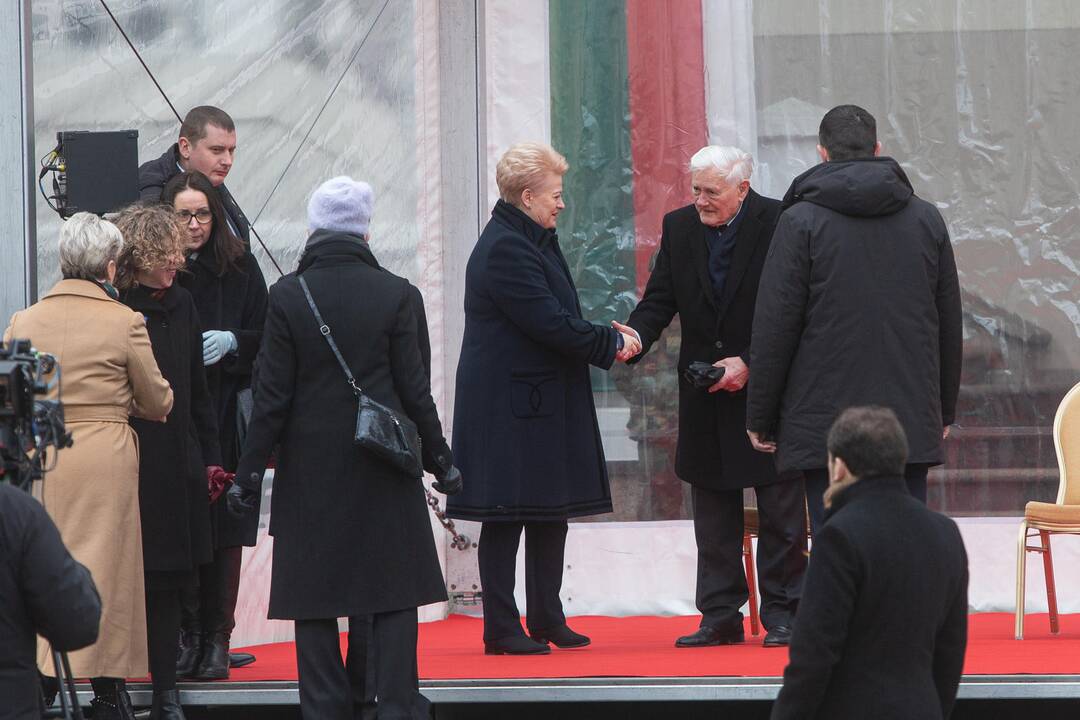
[510,368,560,418]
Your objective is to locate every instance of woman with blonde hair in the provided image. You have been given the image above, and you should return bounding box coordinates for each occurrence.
[115,203,226,720]
[4,212,173,719]
[446,143,639,655]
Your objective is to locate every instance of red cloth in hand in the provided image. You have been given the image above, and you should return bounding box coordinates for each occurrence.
[207,465,235,503]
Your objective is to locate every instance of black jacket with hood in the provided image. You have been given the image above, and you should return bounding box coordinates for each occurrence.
[747,157,962,474]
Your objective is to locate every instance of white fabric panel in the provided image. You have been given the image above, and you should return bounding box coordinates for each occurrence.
[481,0,551,211]
[414,0,451,624]
[702,0,758,161]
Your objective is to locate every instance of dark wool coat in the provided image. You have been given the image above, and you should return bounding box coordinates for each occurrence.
[0,484,101,720]
[446,200,619,522]
[771,476,968,720]
[123,284,219,573]
[138,144,251,242]
[626,191,783,490]
[747,158,963,475]
[178,247,268,547]
[234,233,451,619]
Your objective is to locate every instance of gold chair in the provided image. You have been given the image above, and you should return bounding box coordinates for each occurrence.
[1015,380,1080,639]
[743,504,811,638]
[743,507,763,637]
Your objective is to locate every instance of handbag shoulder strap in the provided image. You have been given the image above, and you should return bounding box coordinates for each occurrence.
[298,275,363,396]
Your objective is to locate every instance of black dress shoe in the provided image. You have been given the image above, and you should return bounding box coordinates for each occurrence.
[675,624,745,647]
[763,625,792,647]
[229,652,256,669]
[194,633,230,680]
[175,630,202,678]
[150,689,186,720]
[529,625,591,649]
[484,635,552,655]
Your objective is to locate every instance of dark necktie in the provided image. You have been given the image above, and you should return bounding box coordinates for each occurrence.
[708,224,736,304]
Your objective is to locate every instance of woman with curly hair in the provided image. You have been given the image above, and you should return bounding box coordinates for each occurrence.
[114,203,229,720]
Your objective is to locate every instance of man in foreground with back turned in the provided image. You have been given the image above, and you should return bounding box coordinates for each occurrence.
[771,406,968,720]
[0,481,102,720]
[746,104,963,536]
[617,146,807,649]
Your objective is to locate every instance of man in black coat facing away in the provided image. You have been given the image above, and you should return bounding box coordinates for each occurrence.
[746,105,963,536]
[617,146,807,648]
[227,177,460,719]
[771,406,968,720]
[0,481,101,720]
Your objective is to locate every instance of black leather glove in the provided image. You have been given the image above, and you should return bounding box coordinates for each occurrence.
[432,465,463,496]
[226,473,262,516]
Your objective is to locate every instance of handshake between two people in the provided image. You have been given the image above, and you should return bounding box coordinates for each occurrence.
[609,321,749,394]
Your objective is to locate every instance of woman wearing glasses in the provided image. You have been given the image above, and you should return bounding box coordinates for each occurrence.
[161,171,268,681]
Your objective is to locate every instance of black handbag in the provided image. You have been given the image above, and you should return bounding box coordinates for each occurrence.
[298,276,423,480]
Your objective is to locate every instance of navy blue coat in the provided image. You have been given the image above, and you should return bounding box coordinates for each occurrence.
[447,200,619,522]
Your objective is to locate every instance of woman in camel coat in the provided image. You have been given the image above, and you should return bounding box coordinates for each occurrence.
[4,213,173,719]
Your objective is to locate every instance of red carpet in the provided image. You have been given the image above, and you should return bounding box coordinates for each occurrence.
[226,613,1080,682]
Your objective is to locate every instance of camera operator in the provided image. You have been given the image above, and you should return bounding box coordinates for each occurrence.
[0,481,101,720]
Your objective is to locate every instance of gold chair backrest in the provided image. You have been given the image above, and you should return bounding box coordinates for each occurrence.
[1055,381,1080,505]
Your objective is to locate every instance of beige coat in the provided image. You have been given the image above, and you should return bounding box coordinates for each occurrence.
[5,280,173,679]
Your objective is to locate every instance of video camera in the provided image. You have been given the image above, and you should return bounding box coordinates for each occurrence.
[0,339,72,491]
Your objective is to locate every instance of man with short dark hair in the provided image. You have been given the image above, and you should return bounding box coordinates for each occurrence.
[138,105,258,678]
[747,104,963,535]
[139,105,250,241]
[770,406,969,720]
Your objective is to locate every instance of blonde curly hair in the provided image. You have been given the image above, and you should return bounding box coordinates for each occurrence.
[112,203,186,290]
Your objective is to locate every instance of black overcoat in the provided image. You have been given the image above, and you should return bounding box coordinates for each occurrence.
[771,476,968,720]
[625,190,783,490]
[178,246,268,547]
[233,232,451,619]
[123,284,219,572]
[446,200,619,522]
[747,158,963,475]
[0,484,100,720]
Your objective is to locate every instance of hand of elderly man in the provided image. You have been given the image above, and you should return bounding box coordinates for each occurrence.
[226,474,261,516]
[708,356,749,393]
[203,329,238,366]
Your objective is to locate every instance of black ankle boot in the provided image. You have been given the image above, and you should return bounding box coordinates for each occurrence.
[176,628,203,678]
[88,677,136,720]
[195,632,230,680]
[150,688,186,720]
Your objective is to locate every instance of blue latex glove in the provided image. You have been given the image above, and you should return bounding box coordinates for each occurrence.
[202,330,238,366]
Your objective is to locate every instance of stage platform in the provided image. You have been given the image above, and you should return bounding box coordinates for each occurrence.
[75,613,1080,707]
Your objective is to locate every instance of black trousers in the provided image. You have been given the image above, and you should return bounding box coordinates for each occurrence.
[691,479,807,631]
[478,521,568,642]
[181,545,243,638]
[145,571,194,692]
[804,463,929,536]
[294,609,427,720]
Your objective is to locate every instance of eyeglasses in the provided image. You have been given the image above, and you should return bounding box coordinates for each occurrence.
[176,209,213,225]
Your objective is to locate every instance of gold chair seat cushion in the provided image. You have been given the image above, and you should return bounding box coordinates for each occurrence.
[1025,501,1080,529]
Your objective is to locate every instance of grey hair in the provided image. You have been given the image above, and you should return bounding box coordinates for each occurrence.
[689,145,754,185]
[59,212,124,281]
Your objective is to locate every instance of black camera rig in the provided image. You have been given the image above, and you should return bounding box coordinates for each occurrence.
[0,339,72,491]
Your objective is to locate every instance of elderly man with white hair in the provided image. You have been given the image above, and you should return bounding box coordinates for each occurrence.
[228,177,460,719]
[616,146,807,648]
